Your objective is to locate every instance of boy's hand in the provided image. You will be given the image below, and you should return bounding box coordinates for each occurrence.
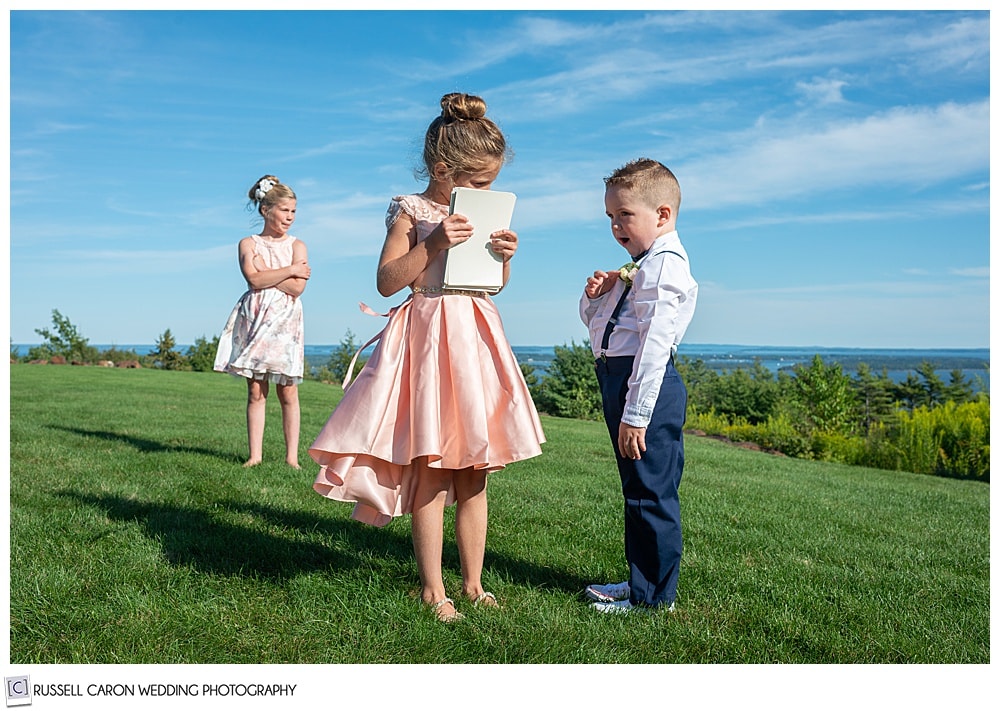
[618,423,647,460]
[585,270,619,299]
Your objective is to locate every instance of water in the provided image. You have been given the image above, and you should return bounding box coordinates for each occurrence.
[14,343,990,390]
[514,344,989,390]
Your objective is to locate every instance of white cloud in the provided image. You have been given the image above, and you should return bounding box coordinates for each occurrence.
[50,245,233,275]
[681,101,989,210]
[796,76,848,105]
[949,267,989,278]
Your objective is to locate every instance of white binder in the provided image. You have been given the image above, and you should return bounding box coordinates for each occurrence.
[443,187,517,293]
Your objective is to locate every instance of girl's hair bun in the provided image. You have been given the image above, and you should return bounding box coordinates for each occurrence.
[440,92,487,121]
[247,174,295,216]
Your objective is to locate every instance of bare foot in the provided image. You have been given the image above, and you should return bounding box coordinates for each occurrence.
[286,460,301,469]
[243,459,262,468]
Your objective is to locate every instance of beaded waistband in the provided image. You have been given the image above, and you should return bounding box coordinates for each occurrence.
[412,286,490,297]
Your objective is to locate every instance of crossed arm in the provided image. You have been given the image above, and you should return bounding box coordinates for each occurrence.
[238,237,311,297]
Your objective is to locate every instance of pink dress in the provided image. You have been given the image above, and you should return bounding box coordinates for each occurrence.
[214,234,305,385]
[309,194,545,527]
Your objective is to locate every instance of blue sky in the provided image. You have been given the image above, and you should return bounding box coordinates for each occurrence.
[8,7,991,350]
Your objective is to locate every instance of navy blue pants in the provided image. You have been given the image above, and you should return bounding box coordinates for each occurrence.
[595,356,686,608]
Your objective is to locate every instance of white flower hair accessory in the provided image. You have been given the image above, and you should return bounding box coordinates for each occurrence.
[254,178,276,202]
[619,261,639,287]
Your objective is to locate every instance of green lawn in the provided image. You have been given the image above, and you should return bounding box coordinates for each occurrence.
[8,364,990,664]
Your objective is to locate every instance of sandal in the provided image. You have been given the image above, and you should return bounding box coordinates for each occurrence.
[430,597,464,622]
[472,591,499,609]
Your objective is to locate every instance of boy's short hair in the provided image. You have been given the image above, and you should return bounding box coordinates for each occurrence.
[604,158,681,213]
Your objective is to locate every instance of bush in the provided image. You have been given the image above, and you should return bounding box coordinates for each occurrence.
[98,346,142,364]
[894,400,990,479]
[530,341,603,421]
[186,335,220,372]
[755,412,811,458]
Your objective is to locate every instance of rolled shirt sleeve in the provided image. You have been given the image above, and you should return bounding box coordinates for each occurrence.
[622,237,698,428]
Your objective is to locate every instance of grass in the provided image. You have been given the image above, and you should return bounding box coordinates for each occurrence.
[8,364,990,664]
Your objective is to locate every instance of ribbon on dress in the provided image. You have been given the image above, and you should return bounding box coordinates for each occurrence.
[342,300,397,389]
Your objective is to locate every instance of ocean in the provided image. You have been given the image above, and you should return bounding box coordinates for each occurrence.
[508,344,990,390]
[20,343,989,391]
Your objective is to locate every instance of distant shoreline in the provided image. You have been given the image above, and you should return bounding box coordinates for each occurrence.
[12,342,989,385]
[11,343,991,356]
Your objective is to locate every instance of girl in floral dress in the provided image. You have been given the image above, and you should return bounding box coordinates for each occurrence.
[215,175,310,469]
[309,94,545,622]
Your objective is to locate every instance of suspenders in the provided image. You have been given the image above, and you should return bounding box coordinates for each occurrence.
[598,249,684,362]
[599,283,631,362]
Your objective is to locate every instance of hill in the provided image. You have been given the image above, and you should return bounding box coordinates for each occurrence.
[8,364,989,671]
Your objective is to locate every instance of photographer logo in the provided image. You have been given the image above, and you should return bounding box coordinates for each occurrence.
[4,676,31,707]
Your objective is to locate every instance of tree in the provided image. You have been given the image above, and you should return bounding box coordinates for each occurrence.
[150,328,187,370]
[704,363,779,424]
[787,354,858,434]
[325,330,368,384]
[892,372,924,411]
[519,362,540,390]
[943,368,973,405]
[30,309,99,363]
[914,361,946,408]
[852,363,897,434]
[530,340,603,421]
[186,335,220,372]
[674,356,719,415]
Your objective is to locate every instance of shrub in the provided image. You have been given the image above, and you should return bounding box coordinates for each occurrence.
[530,341,602,421]
[755,412,811,458]
[896,399,990,479]
[186,335,220,373]
[99,346,142,364]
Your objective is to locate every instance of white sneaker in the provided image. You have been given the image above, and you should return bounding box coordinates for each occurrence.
[584,581,630,603]
[590,599,635,614]
[590,599,676,615]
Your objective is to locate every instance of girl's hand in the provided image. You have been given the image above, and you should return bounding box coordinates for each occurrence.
[290,259,311,279]
[585,270,617,299]
[428,213,474,251]
[490,229,518,262]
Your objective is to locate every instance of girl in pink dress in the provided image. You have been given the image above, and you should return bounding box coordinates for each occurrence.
[309,93,545,622]
[215,175,311,469]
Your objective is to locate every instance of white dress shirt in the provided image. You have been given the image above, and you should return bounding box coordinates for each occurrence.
[579,230,698,428]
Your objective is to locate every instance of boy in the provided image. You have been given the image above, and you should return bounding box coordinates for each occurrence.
[579,158,698,613]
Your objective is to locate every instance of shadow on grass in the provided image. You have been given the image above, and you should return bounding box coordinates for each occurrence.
[57,492,590,594]
[227,500,594,594]
[49,425,241,463]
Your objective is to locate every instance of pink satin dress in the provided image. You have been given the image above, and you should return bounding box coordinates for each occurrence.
[309,193,545,527]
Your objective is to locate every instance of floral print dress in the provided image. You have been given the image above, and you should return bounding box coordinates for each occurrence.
[214,234,305,385]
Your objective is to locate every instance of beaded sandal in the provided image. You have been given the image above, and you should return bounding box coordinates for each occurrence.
[472,592,499,608]
[431,597,464,622]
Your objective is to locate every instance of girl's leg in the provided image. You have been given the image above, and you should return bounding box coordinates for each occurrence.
[454,468,495,605]
[411,460,457,620]
[276,382,301,468]
[245,378,269,466]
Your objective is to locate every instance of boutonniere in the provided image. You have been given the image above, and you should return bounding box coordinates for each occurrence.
[618,262,639,287]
